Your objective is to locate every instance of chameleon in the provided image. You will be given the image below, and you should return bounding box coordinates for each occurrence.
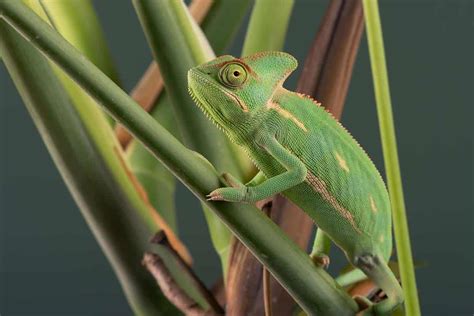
[187,51,403,315]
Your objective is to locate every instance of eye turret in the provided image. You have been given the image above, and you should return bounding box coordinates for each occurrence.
[219,62,248,88]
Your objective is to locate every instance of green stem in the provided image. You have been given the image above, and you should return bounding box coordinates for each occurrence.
[37,0,120,84]
[127,99,180,232]
[362,1,421,315]
[242,0,294,56]
[35,0,120,126]
[0,2,358,314]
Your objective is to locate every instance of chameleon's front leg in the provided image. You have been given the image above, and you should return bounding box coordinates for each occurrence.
[207,137,307,203]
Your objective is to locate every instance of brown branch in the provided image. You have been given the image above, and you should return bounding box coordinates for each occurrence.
[115,0,214,148]
[226,197,300,316]
[225,1,364,315]
[144,232,224,316]
[302,0,364,117]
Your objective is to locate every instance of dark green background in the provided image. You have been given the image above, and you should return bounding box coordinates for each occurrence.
[1,1,472,315]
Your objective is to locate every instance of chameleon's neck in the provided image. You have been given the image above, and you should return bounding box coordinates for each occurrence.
[228,87,295,145]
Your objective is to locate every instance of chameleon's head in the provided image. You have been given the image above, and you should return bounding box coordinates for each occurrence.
[188,51,297,139]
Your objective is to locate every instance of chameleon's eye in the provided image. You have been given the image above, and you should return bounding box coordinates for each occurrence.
[219,62,248,88]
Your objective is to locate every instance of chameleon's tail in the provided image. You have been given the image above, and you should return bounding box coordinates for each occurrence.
[335,268,367,287]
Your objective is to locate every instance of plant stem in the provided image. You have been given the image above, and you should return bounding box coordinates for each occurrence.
[362,1,421,315]
[0,2,358,314]
[241,0,294,56]
[116,0,214,147]
[37,0,120,84]
[22,0,189,257]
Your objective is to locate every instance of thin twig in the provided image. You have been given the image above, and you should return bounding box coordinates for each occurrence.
[115,0,214,148]
[263,267,272,316]
[143,253,222,316]
[144,231,225,315]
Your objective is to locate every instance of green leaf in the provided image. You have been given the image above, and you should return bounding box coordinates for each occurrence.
[127,95,180,233]
[3,1,195,314]
[0,22,180,316]
[242,0,294,56]
[36,0,120,84]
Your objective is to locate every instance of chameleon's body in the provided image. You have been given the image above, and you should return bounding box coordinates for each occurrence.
[188,51,403,315]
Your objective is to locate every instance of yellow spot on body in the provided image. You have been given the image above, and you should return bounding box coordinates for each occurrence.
[370,195,378,213]
[306,172,362,234]
[379,234,385,243]
[267,101,307,132]
[334,151,350,172]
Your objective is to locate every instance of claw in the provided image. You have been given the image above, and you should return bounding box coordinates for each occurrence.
[311,254,331,269]
[206,190,224,201]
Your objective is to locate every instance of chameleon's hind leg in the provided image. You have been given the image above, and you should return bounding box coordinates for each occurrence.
[310,229,331,268]
[354,253,404,315]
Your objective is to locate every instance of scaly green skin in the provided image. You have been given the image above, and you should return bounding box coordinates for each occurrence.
[188,51,403,315]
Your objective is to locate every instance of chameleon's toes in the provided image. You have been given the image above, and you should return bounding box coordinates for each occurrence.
[310,253,330,269]
[206,190,224,201]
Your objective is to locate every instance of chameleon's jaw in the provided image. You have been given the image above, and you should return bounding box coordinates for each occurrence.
[187,68,228,134]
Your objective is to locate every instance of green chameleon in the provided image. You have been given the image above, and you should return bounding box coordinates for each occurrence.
[188,51,403,315]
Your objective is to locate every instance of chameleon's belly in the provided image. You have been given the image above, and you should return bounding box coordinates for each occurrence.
[250,145,392,260]
[284,182,388,258]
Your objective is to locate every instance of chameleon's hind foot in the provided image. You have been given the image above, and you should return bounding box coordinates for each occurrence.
[310,253,330,269]
[353,253,404,315]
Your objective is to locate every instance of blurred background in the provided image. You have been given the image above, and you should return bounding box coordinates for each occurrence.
[1,0,472,315]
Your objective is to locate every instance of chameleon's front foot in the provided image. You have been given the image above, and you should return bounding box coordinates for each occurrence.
[207,172,257,203]
[206,186,252,203]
